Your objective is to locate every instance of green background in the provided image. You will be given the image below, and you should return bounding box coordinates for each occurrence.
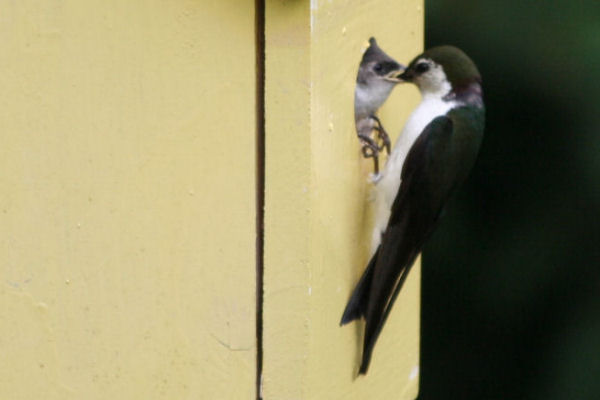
[421,1,600,398]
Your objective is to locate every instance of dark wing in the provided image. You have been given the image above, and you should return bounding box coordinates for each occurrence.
[359,115,457,374]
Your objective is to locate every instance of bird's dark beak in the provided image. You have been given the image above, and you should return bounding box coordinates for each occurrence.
[396,68,414,83]
[383,64,406,83]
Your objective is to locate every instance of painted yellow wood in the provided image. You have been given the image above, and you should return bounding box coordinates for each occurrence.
[0,1,256,399]
[263,0,423,398]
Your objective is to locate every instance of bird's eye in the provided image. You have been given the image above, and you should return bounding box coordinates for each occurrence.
[373,63,383,72]
[415,63,430,74]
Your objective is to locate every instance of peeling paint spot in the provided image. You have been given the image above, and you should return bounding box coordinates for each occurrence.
[342,26,347,36]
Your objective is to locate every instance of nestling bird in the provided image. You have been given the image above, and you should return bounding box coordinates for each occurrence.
[354,37,405,176]
[341,46,485,374]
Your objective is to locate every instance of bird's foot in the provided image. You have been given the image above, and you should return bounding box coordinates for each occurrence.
[358,133,381,174]
[369,115,391,154]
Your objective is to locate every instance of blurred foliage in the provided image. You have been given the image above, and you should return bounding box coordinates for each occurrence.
[419,1,600,399]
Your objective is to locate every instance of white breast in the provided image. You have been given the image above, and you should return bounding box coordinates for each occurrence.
[370,96,458,252]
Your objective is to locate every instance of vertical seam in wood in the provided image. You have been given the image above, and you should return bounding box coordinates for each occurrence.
[255,0,265,398]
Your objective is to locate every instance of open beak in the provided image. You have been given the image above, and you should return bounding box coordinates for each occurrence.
[383,64,406,83]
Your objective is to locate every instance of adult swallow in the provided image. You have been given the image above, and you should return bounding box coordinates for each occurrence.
[342,46,485,374]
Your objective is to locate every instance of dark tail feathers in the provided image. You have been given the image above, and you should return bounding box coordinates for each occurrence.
[340,248,379,325]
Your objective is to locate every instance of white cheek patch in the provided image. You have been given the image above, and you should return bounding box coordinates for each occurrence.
[417,60,451,98]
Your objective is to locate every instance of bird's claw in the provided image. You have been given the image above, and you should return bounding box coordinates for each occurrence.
[370,115,391,154]
[358,133,381,174]
[378,129,391,154]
